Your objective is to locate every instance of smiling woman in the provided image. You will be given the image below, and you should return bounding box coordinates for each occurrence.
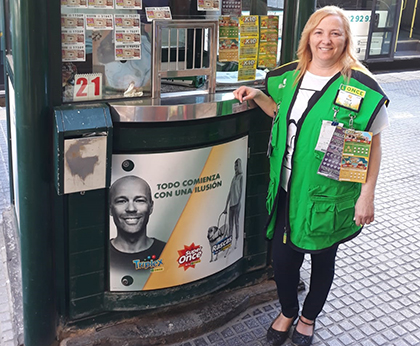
[308,15,347,72]
[294,5,365,81]
[233,5,390,346]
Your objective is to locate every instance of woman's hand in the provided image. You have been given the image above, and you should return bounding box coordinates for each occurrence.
[233,86,277,117]
[233,86,261,103]
[354,194,374,227]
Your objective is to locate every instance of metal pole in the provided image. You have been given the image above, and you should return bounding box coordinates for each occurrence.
[10,0,60,343]
[280,0,316,65]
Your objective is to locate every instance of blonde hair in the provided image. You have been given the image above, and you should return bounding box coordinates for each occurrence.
[294,6,369,83]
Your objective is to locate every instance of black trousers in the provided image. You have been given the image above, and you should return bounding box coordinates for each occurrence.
[271,190,339,320]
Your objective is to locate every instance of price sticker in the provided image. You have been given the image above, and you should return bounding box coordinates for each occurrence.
[73,73,102,101]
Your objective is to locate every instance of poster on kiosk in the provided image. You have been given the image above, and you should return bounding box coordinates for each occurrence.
[109,136,248,291]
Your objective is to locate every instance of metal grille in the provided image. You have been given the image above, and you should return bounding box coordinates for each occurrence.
[151,20,218,98]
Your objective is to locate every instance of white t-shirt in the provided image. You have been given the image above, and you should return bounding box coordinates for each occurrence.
[281,71,389,191]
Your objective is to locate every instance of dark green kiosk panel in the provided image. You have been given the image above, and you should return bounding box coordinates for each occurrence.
[54,94,272,323]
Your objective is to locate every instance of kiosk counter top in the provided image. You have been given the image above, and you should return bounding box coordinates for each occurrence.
[108,89,265,153]
[109,90,259,123]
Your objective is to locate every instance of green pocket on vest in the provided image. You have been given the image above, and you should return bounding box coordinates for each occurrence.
[307,192,357,235]
[335,198,356,232]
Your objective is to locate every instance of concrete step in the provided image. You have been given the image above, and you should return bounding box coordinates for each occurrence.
[396,39,420,52]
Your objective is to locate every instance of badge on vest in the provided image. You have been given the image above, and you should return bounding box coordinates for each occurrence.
[334,84,366,112]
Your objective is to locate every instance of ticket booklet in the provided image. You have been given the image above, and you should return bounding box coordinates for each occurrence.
[318,126,373,184]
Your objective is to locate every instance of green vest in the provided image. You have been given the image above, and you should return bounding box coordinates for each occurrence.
[265,62,389,252]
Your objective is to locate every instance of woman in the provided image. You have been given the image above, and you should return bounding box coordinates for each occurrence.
[233,6,389,346]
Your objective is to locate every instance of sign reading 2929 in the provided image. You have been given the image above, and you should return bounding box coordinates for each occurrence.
[349,15,371,22]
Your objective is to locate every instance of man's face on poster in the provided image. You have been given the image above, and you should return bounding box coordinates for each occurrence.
[110,177,154,236]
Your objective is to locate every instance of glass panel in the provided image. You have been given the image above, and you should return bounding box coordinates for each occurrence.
[375,0,397,28]
[366,0,401,59]
[61,1,155,103]
[370,31,392,55]
[61,0,289,102]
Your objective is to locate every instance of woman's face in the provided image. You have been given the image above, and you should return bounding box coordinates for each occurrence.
[308,15,346,67]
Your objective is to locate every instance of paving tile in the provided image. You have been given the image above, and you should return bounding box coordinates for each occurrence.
[207,332,223,343]
[192,337,208,346]
[371,334,389,345]
[317,328,333,340]
[226,336,245,346]
[220,327,235,339]
[337,334,355,345]
[251,327,266,339]
[403,334,420,346]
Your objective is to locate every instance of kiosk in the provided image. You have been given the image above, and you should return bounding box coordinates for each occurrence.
[1,0,295,344]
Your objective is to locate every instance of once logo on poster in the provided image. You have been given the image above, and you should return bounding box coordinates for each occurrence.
[177,243,203,271]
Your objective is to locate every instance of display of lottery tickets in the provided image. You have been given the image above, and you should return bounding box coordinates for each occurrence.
[258,15,279,69]
[318,126,373,184]
[237,16,259,81]
[318,126,346,181]
[218,16,239,62]
[339,129,372,183]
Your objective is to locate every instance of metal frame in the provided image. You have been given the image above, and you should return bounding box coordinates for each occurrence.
[365,0,403,62]
[151,20,218,99]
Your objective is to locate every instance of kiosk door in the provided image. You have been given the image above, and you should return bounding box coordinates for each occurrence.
[365,0,403,61]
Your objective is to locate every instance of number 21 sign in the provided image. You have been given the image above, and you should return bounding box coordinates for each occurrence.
[73,73,103,101]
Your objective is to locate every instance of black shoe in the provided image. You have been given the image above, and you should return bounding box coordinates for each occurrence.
[267,314,298,346]
[291,317,315,346]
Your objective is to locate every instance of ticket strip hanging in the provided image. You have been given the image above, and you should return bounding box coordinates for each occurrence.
[113,14,141,60]
[114,20,141,60]
[197,0,220,11]
[258,15,279,69]
[317,99,372,184]
[61,0,144,63]
[218,16,239,62]
[61,0,145,102]
[85,14,114,30]
[145,7,172,21]
[238,15,259,81]
[317,124,374,184]
[221,0,241,17]
[115,0,142,9]
[61,14,86,62]
[338,127,372,183]
[88,0,114,9]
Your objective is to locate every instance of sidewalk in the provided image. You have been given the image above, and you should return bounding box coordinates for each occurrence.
[0,106,15,346]
[0,223,14,346]
[170,70,420,346]
[0,107,9,224]
[1,70,420,346]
